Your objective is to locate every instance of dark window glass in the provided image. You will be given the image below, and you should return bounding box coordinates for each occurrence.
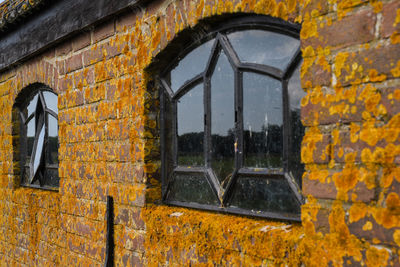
[16,88,59,189]
[210,50,235,185]
[288,64,306,187]
[229,176,300,214]
[166,173,218,205]
[177,84,204,166]
[160,17,303,220]
[243,72,283,169]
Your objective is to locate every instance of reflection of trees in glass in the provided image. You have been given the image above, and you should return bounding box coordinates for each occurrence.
[178,132,203,165]
[211,128,235,184]
[244,124,282,168]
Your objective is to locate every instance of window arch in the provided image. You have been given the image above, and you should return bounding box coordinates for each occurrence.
[159,16,305,220]
[13,84,59,189]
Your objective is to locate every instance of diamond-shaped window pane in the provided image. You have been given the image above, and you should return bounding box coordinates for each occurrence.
[210,49,235,186]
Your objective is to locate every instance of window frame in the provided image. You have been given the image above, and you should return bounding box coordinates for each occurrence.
[159,16,304,221]
[15,85,59,191]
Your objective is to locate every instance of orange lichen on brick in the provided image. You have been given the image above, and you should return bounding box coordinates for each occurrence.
[349,202,368,223]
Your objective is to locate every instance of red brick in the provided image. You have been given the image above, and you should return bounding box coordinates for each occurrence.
[65,54,83,73]
[381,1,400,38]
[303,172,375,202]
[57,60,66,76]
[93,20,115,43]
[302,9,376,50]
[72,32,91,51]
[348,216,395,245]
[55,42,72,56]
[336,44,400,86]
[83,42,120,66]
[116,11,137,32]
[301,57,332,89]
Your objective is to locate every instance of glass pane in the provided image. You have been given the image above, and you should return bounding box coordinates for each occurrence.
[229,176,300,214]
[170,39,214,92]
[27,93,38,118]
[48,115,58,164]
[42,91,58,114]
[227,30,299,70]
[211,50,235,185]
[44,168,59,187]
[288,64,305,187]
[26,118,35,158]
[167,173,218,205]
[32,124,45,176]
[243,73,283,169]
[177,84,203,166]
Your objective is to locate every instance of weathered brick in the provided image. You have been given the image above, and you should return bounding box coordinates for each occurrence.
[116,11,137,33]
[336,44,400,86]
[302,9,376,50]
[55,42,72,57]
[65,54,83,73]
[72,32,91,51]
[93,20,115,43]
[381,1,400,38]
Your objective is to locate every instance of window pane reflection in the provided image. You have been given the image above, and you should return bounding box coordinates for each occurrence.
[211,50,235,185]
[177,84,204,166]
[26,118,35,157]
[167,173,218,205]
[229,176,300,214]
[48,115,58,164]
[288,64,305,187]
[243,72,283,169]
[27,94,38,118]
[227,30,299,70]
[42,91,58,114]
[170,39,214,92]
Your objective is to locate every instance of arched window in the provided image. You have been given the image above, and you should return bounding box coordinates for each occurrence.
[159,16,305,220]
[14,85,59,189]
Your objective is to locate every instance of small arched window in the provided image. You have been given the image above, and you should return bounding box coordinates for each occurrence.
[159,16,305,220]
[14,85,59,189]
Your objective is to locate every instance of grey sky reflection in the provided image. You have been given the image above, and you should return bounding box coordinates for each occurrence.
[227,30,299,70]
[243,72,282,132]
[170,39,214,92]
[211,50,235,136]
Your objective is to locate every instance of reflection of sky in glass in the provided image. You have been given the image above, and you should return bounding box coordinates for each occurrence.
[243,73,282,130]
[170,39,214,92]
[33,125,45,175]
[227,30,299,70]
[27,94,38,118]
[211,50,234,136]
[178,84,203,135]
[43,91,58,114]
[27,118,35,137]
[48,115,58,137]
[288,63,305,110]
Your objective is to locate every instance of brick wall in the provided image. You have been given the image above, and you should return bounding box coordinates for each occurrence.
[0,0,399,266]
